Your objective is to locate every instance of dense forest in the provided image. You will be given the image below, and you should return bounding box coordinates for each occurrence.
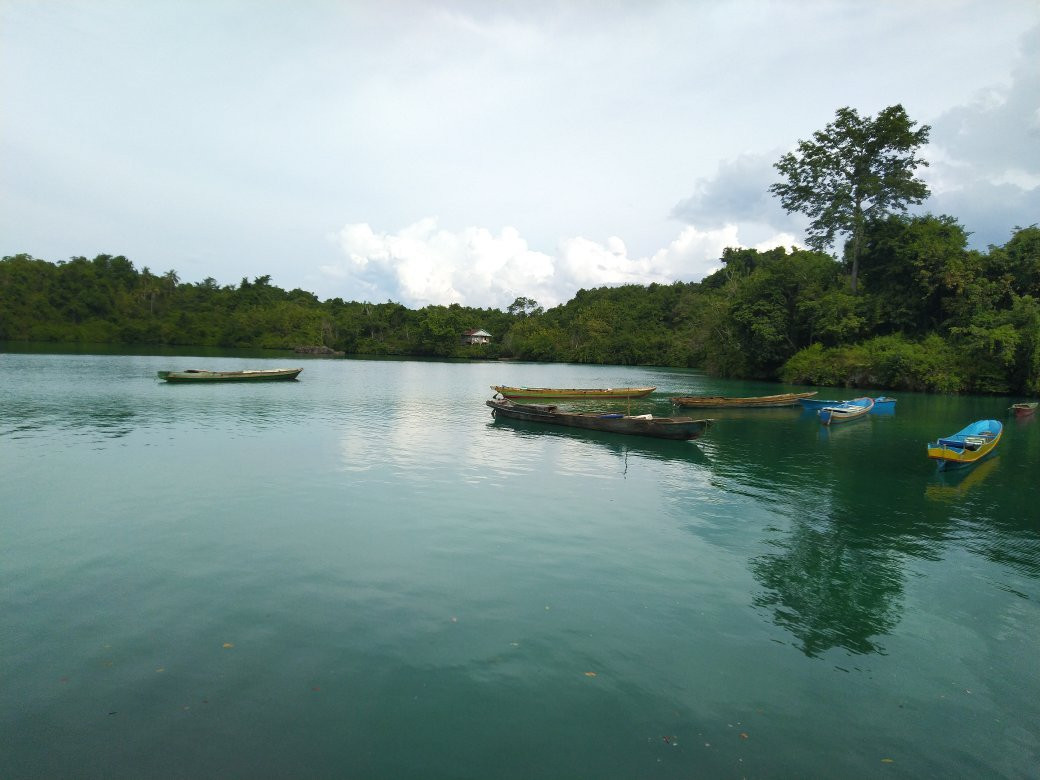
[2,105,1038,395]
[2,217,1038,395]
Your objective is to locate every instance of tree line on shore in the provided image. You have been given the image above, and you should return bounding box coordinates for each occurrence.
[2,215,1037,395]
[2,104,1038,395]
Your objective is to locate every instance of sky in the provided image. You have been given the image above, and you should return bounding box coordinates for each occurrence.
[2,1,1038,311]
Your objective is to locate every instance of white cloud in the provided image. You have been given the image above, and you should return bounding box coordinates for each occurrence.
[327,219,556,308]
[325,219,795,309]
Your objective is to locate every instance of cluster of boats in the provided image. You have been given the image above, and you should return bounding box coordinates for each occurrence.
[489,385,1035,472]
[490,386,897,429]
[154,370,1034,471]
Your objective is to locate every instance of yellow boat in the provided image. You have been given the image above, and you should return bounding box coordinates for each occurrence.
[491,385,655,400]
[926,419,1002,470]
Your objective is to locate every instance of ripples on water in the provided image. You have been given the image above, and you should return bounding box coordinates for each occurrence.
[3,351,1039,778]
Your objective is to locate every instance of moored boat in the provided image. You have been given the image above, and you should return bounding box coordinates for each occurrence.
[1010,401,1037,418]
[486,398,710,440]
[157,368,303,382]
[927,419,1003,470]
[798,397,843,410]
[871,396,897,415]
[670,391,817,408]
[492,385,655,400]
[818,397,873,425]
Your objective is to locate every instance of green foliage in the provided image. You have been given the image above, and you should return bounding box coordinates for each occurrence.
[506,296,543,317]
[3,221,1039,396]
[770,105,930,293]
[781,334,965,393]
[858,214,972,334]
[984,224,1040,300]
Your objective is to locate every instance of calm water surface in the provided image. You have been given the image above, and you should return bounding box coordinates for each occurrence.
[2,351,1038,778]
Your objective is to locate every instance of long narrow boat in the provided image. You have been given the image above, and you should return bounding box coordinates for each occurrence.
[157,368,303,383]
[492,385,655,400]
[1010,401,1037,418]
[671,391,816,408]
[818,396,873,425]
[927,419,1003,470]
[486,398,711,440]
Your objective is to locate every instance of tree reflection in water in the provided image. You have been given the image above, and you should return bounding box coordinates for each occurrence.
[751,519,904,657]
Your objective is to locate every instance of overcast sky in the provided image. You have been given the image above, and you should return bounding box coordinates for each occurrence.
[2,1,1037,310]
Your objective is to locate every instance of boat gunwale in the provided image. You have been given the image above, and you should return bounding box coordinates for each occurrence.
[491,385,656,400]
[670,391,817,408]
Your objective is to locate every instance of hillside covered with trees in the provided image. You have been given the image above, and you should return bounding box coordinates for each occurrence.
[2,105,1038,396]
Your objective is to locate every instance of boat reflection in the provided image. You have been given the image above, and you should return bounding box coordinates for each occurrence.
[486,414,712,468]
[697,406,803,422]
[925,456,1000,502]
[816,417,875,442]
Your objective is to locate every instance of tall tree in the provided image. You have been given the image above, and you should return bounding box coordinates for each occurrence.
[770,105,931,293]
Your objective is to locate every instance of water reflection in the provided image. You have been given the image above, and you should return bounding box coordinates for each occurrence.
[816,417,876,443]
[486,415,712,469]
[705,414,908,658]
[2,397,138,441]
[924,456,1000,502]
[964,524,1040,582]
[699,406,803,422]
[750,518,904,657]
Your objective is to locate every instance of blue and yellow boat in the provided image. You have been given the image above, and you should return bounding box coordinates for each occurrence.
[926,419,1002,470]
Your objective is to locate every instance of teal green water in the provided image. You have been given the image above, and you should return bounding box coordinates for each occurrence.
[2,351,1038,778]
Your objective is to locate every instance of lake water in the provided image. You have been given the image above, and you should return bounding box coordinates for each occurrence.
[2,350,1038,778]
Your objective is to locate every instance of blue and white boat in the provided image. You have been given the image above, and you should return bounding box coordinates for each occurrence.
[818,397,874,425]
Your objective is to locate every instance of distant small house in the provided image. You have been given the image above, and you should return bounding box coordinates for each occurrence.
[461,328,492,345]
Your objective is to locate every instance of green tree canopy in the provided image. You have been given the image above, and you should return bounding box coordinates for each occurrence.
[770,104,931,294]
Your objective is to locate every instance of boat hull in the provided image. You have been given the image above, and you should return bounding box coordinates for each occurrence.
[1011,402,1037,418]
[818,397,874,425]
[671,391,817,408]
[927,419,1002,470]
[487,399,710,440]
[158,368,303,383]
[492,385,655,400]
[871,396,897,415]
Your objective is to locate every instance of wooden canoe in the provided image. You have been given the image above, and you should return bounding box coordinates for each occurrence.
[818,397,873,425]
[492,385,655,400]
[671,391,817,408]
[157,368,303,382]
[486,398,710,440]
[927,419,1003,470]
